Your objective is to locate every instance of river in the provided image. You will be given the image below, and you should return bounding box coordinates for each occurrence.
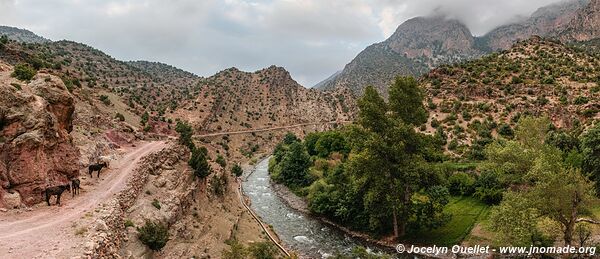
[242,157,395,258]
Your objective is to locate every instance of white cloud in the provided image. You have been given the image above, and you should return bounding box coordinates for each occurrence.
[0,0,572,86]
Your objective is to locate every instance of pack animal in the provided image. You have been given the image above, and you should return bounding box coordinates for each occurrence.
[71,178,81,197]
[88,162,108,178]
[42,184,71,206]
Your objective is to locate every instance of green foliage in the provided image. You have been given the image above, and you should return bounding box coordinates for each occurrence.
[216,154,226,168]
[448,172,475,196]
[497,123,513,138]
[189,146,211,179]
[137,221,169,251]
[581,123,600,193]
[99,95,111,105]
[247,242,278,259]
[11,63,36,81]
[175,120,195,150]
[271,142,312,188]
[115,112,125,122]
[124,219,135,228]
[0,35,8,49]
[388,76,428,126]
[141,111,150,126]
[231,164,243,177]
[151,199,161,210]
[211,174,227,196]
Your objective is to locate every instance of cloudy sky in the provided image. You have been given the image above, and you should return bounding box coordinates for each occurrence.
[0,0,565,86]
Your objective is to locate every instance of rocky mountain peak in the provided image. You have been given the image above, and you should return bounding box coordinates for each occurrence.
[558,0,600,41]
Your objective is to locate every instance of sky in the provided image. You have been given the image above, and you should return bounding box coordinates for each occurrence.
[0,0,566,86]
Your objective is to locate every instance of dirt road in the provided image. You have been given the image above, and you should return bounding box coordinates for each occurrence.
[193,120,351,138]
[0,141,166,259]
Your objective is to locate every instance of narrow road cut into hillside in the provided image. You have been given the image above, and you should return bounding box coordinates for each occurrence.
[194,120,352,138]
[0,141,166,259]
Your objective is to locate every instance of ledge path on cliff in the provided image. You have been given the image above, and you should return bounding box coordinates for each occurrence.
[0,141,166,259]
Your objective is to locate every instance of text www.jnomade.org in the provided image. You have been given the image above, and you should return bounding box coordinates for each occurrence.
[395,244,597,256]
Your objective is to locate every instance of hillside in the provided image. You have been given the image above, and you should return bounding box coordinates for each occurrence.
[421,36,599,155]
[0,26,50,44]
[318,0,595,97]
[173,66,355,133]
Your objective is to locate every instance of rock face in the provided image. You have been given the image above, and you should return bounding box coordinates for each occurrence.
[0,63,79,207]
[320,16,482,96]
[558,0,600,41]
[318,0,595,97]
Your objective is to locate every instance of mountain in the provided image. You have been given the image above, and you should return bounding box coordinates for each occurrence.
[319,0,597,97]
[481,0,588,51]
[420,36,599,155]
[319,16,482,96]
[313,70,341,88]
[172,66,355,134]
[0,26,50,43]
[558,0,600,41]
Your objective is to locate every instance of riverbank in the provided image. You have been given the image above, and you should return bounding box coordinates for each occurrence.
[269,178,400,253]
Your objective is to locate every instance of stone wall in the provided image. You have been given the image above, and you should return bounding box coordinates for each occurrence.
[83,143,189,258]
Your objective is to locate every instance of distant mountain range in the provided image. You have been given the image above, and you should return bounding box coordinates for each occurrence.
[317,0,600,96]
[0,26,50,44]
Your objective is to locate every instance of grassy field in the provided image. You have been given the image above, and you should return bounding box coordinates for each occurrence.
[406,196,490,246]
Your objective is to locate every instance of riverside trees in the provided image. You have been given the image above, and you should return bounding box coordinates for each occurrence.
[270,77,449,239]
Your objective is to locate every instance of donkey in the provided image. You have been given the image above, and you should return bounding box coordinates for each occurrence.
[43,184,71,206]
[71,178,81,197]
[88,162,108,178]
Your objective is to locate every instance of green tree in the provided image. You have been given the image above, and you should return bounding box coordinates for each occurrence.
[277,142,311,188]
[141,111,150,126]
[356,85,388,134]
[388,76,428,126]
[216,154,226,168]
[175,120,195,150]
[222,240,248,259]
[248,242,278,259]
[137,221,169,251]
[231,164,243,177]
[581,124,600,193]
[11,63,36,81]
[0,35,8,49]
[189,147,211,179]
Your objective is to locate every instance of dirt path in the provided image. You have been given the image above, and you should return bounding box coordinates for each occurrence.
[0,141,166,259]
[194,120,351,138]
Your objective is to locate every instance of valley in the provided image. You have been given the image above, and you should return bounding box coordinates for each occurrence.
[1,0,600,258]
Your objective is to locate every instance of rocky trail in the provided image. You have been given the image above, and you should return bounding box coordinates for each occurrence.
[0,141,166,259]
[194,120,351,138]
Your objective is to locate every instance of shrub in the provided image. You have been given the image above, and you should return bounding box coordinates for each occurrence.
[175,120,195,150]
[115,113,125,121]
[231,164,243,177]
[497,123,514,138]
[99,95,111,105]
[151,199,161,210]
[124,219,135,228]
[448,172,475,196]
[248,242,278,259]
[189,147,211,179]
[137,221,169,251]
[11,63,36,81]
[216,155,226,168]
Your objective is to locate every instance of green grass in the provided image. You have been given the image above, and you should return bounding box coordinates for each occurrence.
[407,196,490,246]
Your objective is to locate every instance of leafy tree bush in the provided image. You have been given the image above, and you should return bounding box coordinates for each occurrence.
[99,95,111,105]
[273,142,312,188]
[11,63,36,81]
[189,146,211,179]
[448,172,475,196]
[0,35,8,49]
[216,154,226,168]
[115,112,125,121]
[581,124,600,193]
[231,164,243,177]
[247,242,278,259]
[137,221,169,251]
[497,123,513,138]
[141,111,150,126]
[175,120,195,150]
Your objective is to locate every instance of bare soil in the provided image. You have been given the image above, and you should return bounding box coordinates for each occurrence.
[0,141,166,259]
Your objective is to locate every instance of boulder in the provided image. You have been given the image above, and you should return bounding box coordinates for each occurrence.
[0,66,80,207]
